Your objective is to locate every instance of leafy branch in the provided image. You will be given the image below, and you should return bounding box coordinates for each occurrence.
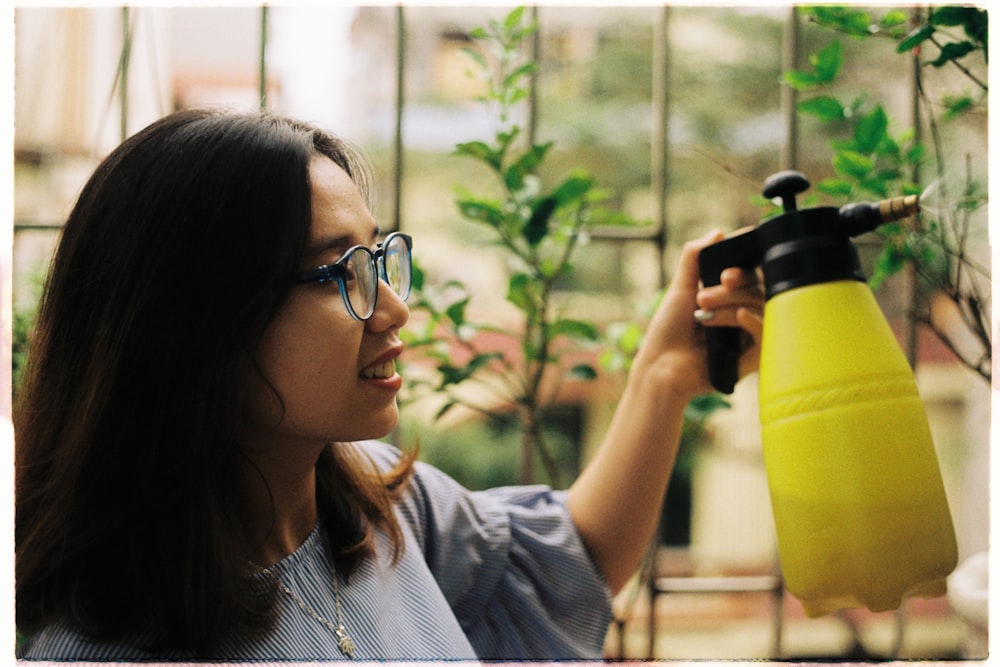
[785,5,990,383]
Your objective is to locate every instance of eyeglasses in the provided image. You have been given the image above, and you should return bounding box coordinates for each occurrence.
[293,232,413,321]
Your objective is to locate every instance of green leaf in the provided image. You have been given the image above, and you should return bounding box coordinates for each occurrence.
[832,150,874,180]
[815,177,854,196]
[617,322,644,355]
[810,41,843,83]
[460,46,488,71]
[506,273,536,310]
[588,207,639,228]
[551,172,595,206]
[686,393,731,420]
[807,6,873,37]
[880,10,909,30]
[858,177,889,198]
[783,69,820,90]
[524,196,556,246]
[797,95,846,121]
[853,105,888,153]
[496,127,520,152]
[504,62,537,89]
[434,400,458,421]
[930,6,978,28]
[445,297,470,326]
[956,8,988,45]
[930,41,975,68]
[897,25,935,53]
[454,140,502,170]
[869,243,906,289]
[943,94,975,118]
[504,142,552,191]
[410,263,426,292]
[437,353,503,388]
[504,5,526,32]
[457,198,504,227]
[568,363,598,381]
[551,318,599,341]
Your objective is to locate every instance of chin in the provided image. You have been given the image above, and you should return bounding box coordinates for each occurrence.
[360,408,401,441]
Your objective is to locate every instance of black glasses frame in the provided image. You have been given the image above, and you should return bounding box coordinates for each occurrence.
[293,232,413,321]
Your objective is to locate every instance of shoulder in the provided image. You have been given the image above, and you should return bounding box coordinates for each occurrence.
[18,621,191,661]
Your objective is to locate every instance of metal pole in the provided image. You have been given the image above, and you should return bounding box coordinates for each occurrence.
[651,5,671,289]
[780,5,799,170]
[119,6,132,141]
[392,5,406,233]
[901,6,924,373]
[259,5,269,110]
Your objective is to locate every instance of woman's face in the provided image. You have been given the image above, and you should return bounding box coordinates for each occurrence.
[241,155,409,451]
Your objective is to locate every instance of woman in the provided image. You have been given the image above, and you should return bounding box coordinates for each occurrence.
[15,109,763,660]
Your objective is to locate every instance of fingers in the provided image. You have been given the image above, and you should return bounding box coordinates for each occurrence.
[721,266,762,290]
[696,267,764,327]
[735,305,763,342]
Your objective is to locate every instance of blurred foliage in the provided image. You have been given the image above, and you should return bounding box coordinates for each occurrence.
[402,406,582,490]
[11,266,46,399]
[784,5,989,382]
[602,298,731,484]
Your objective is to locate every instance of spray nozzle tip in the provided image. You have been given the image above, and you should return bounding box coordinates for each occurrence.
[839,195,920,236]
[879,194,920,221]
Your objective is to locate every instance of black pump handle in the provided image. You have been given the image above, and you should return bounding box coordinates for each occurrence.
[696,171,810,394]
[762,171,810,211]
[697,230,761,394]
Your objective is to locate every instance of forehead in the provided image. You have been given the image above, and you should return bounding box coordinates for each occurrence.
[306,155,378,260]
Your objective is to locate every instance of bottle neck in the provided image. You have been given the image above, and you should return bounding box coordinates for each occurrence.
[758,207,867,299]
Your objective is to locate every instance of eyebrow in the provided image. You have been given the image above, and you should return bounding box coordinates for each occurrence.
[306,225,381,264]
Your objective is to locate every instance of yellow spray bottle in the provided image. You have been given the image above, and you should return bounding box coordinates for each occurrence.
[698,171,957,617]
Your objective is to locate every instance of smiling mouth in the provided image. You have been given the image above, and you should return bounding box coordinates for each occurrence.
[361,359,396,380]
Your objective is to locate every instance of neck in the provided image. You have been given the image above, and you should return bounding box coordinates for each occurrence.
[239,440,326,567]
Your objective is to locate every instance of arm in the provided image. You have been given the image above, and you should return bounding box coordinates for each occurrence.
[566,230,763,593]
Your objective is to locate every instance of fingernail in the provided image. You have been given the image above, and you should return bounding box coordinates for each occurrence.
[694,309,716,322]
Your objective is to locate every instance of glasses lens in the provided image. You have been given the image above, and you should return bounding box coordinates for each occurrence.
[343,248,378,320]
[382,235,412,301]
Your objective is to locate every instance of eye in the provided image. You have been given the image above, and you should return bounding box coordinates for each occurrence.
[338,264,357,284]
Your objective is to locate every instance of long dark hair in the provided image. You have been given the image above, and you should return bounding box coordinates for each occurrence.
[14,109,414,654]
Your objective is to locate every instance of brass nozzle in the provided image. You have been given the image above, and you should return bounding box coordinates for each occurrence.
[877,194,920,222]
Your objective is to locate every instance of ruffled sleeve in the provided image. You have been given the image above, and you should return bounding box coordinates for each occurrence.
[358,440,613,660]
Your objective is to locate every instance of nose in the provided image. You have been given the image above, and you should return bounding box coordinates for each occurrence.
[366,279,409,332]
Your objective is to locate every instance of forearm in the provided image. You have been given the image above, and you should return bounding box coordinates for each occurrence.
[566,364,693,593]
[566,231,763,594]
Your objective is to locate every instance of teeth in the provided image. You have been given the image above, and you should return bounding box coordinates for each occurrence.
[362,360,395,379]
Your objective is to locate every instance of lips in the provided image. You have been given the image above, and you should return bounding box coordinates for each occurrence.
[360,345,403,386]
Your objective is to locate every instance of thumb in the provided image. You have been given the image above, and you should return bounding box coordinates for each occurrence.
[673,229,725,293]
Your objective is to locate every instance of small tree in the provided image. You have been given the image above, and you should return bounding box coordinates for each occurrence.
[402,7,638,486]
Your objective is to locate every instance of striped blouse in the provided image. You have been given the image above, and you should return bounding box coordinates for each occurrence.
[18,440,613,661]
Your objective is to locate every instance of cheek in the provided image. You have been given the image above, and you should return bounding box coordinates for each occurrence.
[245,302,362,429]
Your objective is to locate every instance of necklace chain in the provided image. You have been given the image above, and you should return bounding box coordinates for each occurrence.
[277,575,356,659]
[260,565,356,659]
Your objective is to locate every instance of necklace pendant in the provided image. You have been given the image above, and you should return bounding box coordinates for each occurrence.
[336,626,356,659]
